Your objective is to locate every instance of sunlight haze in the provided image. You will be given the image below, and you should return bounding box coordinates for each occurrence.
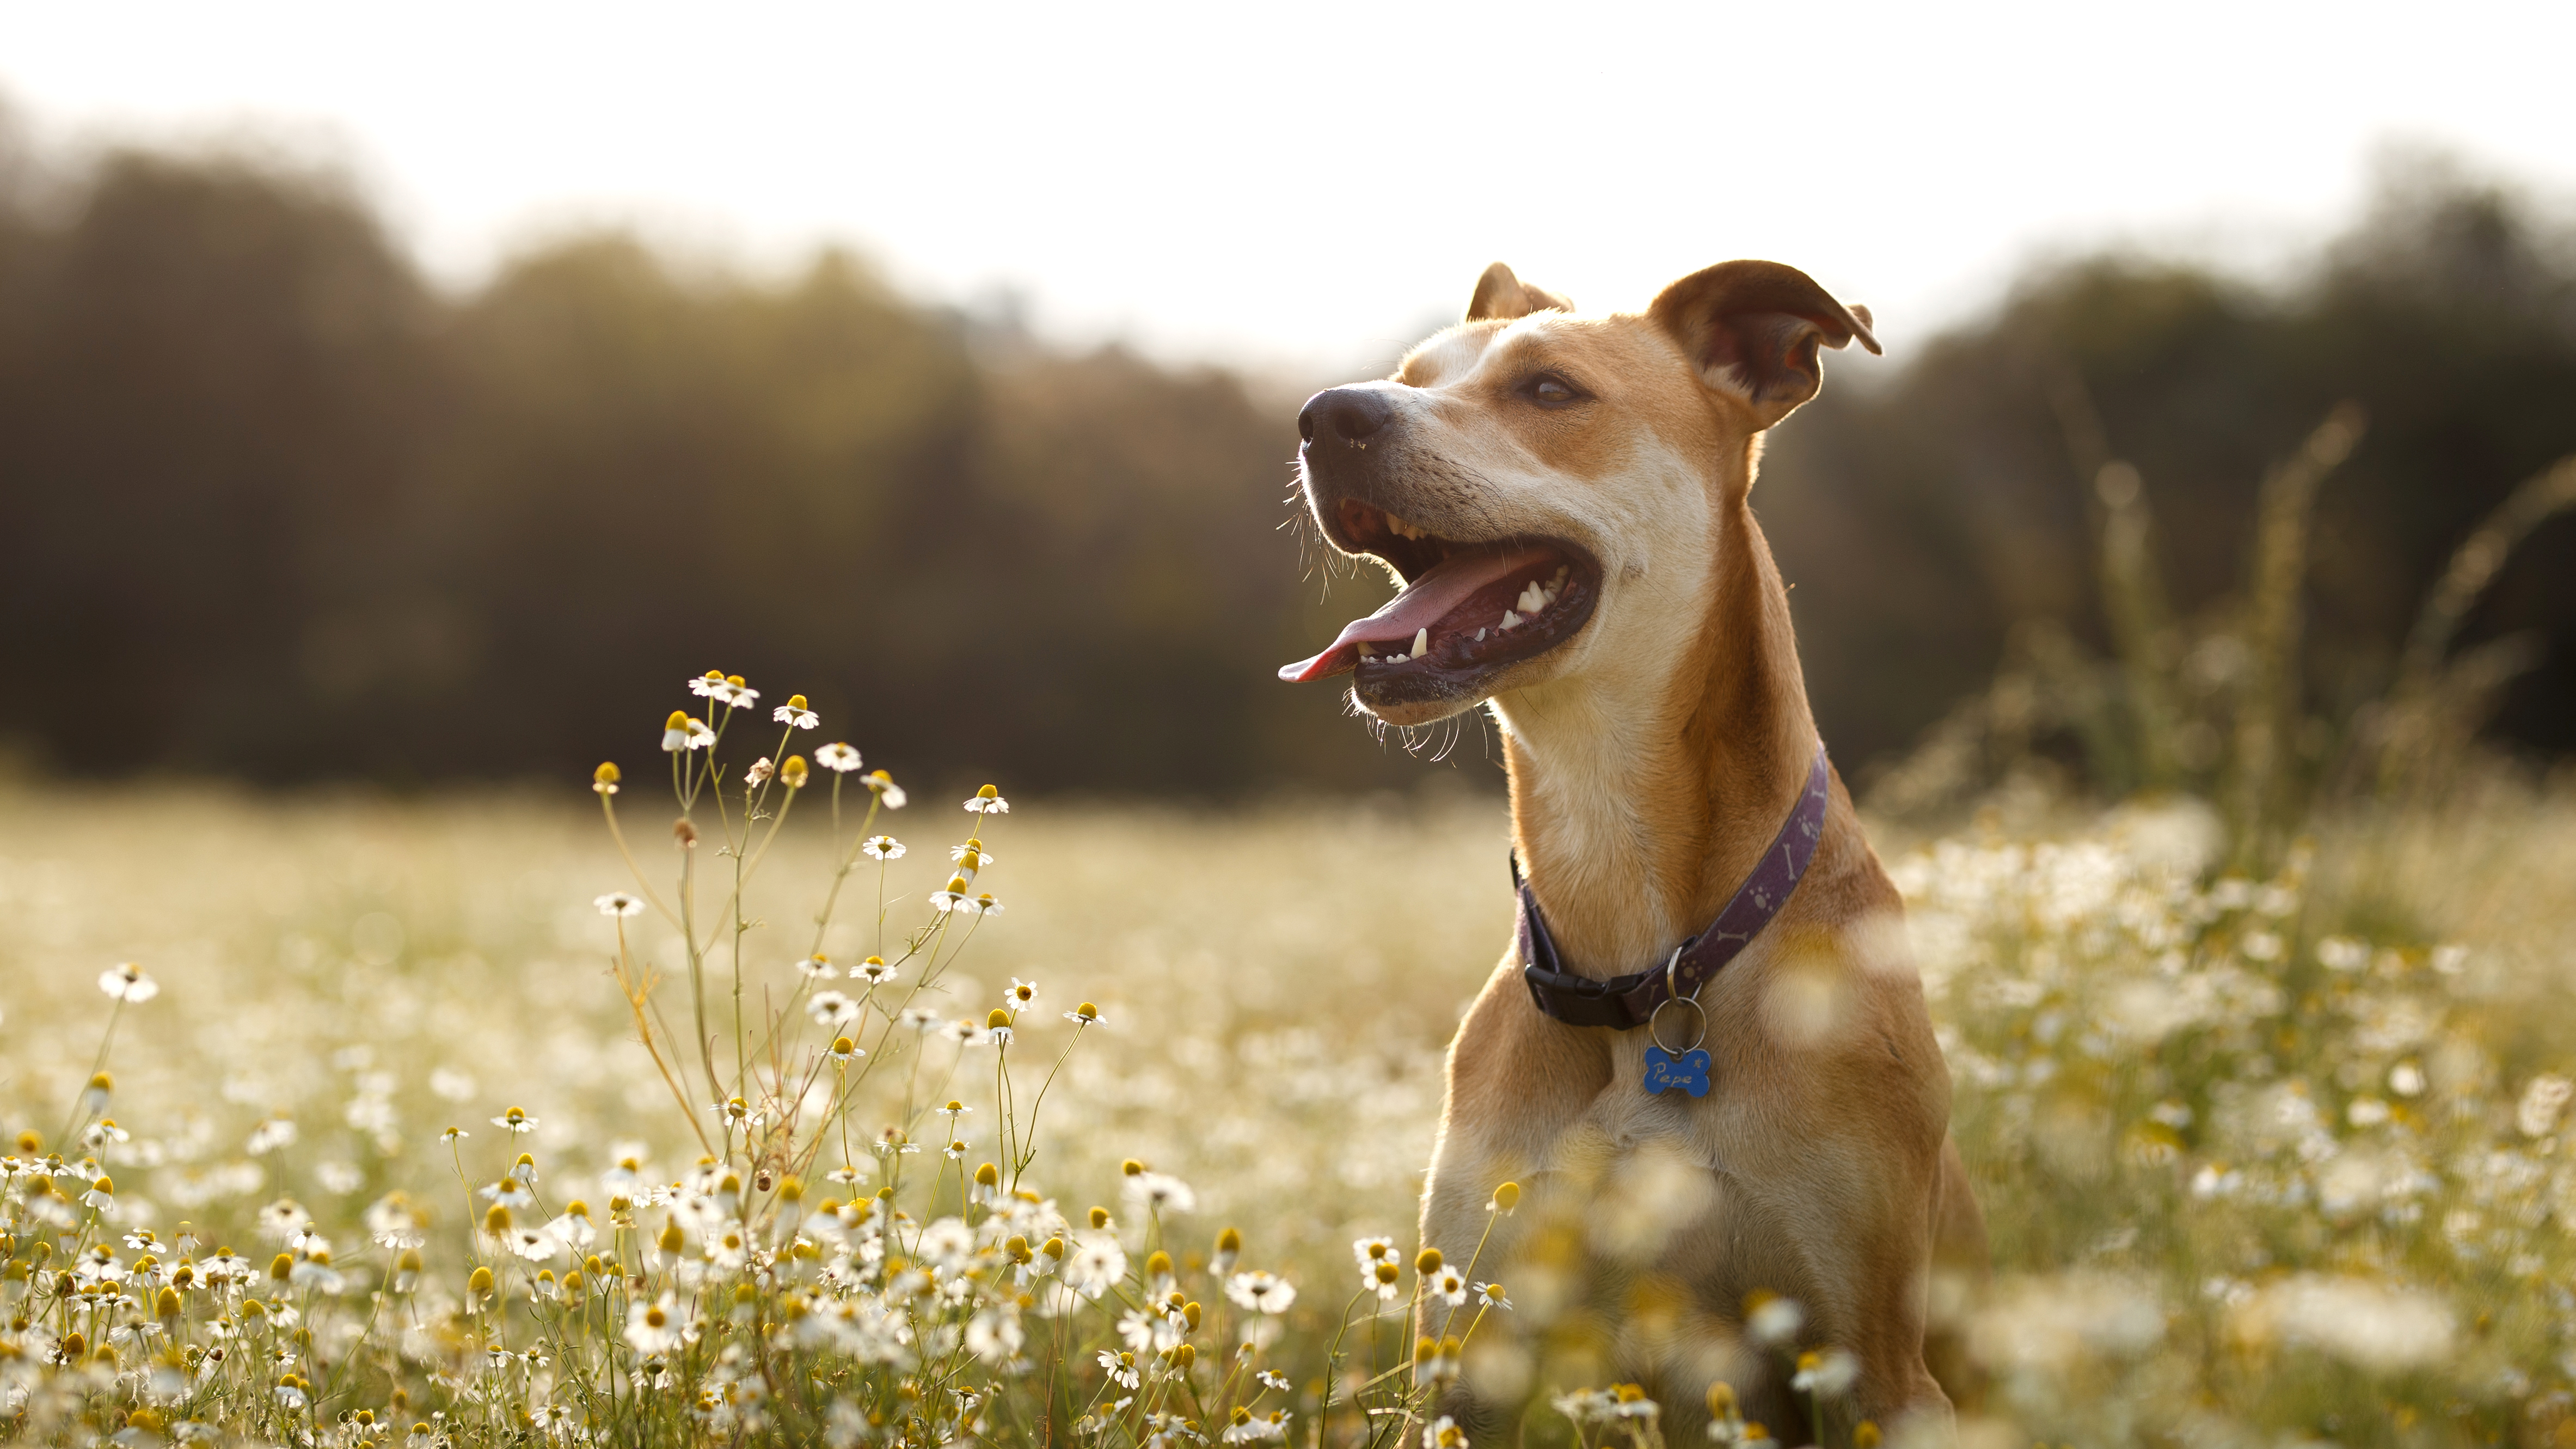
[4,1,2569,374]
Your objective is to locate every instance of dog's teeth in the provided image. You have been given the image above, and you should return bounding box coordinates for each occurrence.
[1475,628,1487,642]
[1410,628,1428,659]
[1501,610,1522,629]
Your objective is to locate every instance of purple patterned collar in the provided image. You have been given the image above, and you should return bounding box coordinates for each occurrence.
[1517,743,1831,1030]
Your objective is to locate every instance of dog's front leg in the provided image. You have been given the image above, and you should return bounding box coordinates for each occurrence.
[1415,960,1615,1442]
[1753,1136,1955,1442]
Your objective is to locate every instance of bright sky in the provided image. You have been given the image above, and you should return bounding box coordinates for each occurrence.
[3,2,2570,377]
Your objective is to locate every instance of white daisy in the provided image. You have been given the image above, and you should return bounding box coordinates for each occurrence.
[600,1152,648,1196]
[1223,1410,1290,1443]
[1065,1234,1126,1299]
[815,742,863,773]
[1117,1307,1181,1354]
[625,1292,682,1354]
[1745,1293,1804,1346]
[1123,1171,1197,1218]
[774,695,820,729]
[1430,1267,1468,1306]
[917,1217,977,1274]
[595,892,645,918]
[255,1198,312,1242]
[808,991,862,1028]
[547,1206,599,1251]
[965,1307,1025,1363]
[1225,1270,1297,1314]
[861,834,905,860]
[507,1226,562,1262]
[963,785,1010,815]
[97,963,160,1002]
[1099,1348,1140,1389]
[1789,1348,1857,1397]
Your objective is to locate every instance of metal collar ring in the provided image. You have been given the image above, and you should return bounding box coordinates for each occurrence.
[1649,993,1708,1056]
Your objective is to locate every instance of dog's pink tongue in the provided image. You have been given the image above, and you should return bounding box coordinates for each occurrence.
[1278,544,1554,683]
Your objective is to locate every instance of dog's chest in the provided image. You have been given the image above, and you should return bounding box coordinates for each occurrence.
[1565,1038,1741,1172]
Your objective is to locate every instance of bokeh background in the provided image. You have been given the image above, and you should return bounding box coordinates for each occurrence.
[9,7,2576,1444]
[1,3,2571,802]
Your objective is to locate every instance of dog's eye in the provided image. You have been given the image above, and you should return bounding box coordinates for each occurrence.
[1522,373,1585,408]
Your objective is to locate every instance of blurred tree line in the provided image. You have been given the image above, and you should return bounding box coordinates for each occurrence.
[0,137,1402,794]
[1765,153,2576,787]
[0,132,2567,797]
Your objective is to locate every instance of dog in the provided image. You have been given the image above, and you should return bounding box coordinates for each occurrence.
[1280,260,1988,1442]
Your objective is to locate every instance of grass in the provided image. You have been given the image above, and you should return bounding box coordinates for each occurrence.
[4,743,2575,1447]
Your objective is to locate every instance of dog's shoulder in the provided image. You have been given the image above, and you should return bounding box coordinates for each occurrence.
[1442,955,1615,1144]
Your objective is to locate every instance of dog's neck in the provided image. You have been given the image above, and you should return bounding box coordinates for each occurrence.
[1490,473,1819,980]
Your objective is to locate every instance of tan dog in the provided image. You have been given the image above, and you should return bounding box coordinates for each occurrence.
[1281,261,1986,1442]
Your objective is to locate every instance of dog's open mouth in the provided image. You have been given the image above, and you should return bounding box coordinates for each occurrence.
[1278,499,1599,696]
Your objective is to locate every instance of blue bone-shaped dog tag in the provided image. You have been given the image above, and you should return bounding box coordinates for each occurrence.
[1643,1045,1712,1097]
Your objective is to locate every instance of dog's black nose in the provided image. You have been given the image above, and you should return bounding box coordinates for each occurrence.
[1298,387,1394,446]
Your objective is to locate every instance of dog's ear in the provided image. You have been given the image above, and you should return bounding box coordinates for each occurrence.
[1648,260,1881,429]
[1465,262,1575,322]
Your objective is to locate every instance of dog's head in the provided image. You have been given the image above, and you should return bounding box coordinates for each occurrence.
[1280,260,1877,729]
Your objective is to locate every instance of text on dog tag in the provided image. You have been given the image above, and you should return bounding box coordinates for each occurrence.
[1643,1046,1712,1097]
